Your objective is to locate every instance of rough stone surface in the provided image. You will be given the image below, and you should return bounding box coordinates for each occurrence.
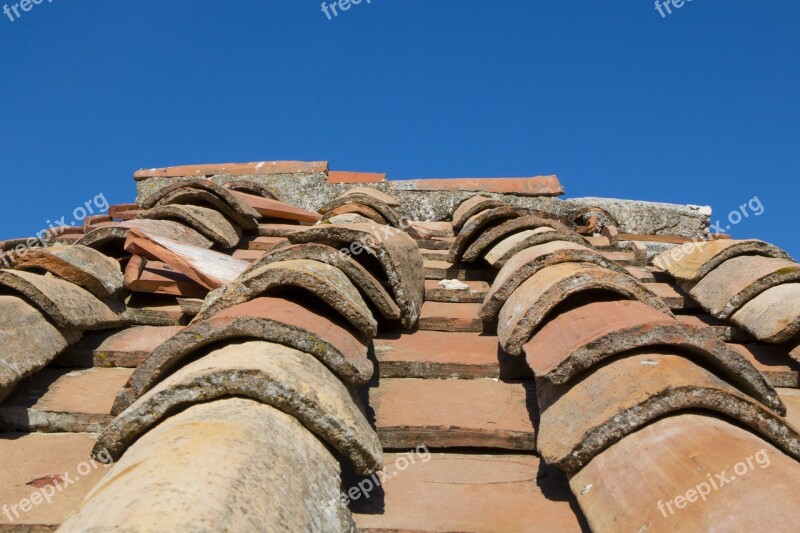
[483,228,593,269]
[288,224,424,329]
[369,378,536,450]
[194,259,378,337]
[480,240,627,320]
[64,398,355,532]
[12,245,124,299]
[140,204,242,248]
[245,242,401,320]
[461,215,574,263]
[536,351,800,473]
[524,299,783,413]
[563,197,710,237]
[570,414,800,532]
[0,270,127,331]
[654,238,792,281]
[729,283,800,344]
[497,262,673,355]
[0,295,76,403]
[97,341,383,475]
[137,176,711,236]
[114,296,372,414]
[685,255,800,319]
[76,219,213,252]
[448,206,530,263]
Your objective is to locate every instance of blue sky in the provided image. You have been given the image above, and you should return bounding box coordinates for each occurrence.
[0,1,797,256]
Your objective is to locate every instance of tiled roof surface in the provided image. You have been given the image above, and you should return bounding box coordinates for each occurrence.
[1,162,799,531]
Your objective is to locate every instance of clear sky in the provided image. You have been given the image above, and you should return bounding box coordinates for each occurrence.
[1,1,797,256]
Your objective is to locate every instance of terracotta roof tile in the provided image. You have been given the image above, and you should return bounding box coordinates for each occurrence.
[730,283,800,343]
[685,255,800,318]
[570,414,800,531]
[99,340,382,474]
[230,190,322,223]
[63,398,354,531]
[483,228,593,268]
[246,242,401,321]
[480,240,628,320]
[536,351,800,473]
[124,228,249,290]
[77,219,214,252]
[524,299,782,412]
[139,204,243,248]
[461,215,574,263]
[193,259,378,337]
[12,244,124,299]
[447,205,531,262]
[654,238,791,281]
[55,326,185,368]
[133,160,328,180]
[392,175,564,196]
[123,256,208,298]
[220,179,278,199]
[327,171,387,184]
[497,262,673,355]
[321,203,388,224]
[113,296,371,415]
[288,223,424,329]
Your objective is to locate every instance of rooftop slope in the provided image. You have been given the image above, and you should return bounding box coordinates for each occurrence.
[0,161,797,532]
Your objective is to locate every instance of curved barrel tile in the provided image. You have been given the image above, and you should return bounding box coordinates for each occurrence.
[0,270,127,331]
[77,219,213,251]
[570,414,800,532]
[140,177,261,225]
[448,206,531,263]
[536,351,800,473]
[524,299,783,413]
[65,399,355,532]
[451,196,505,231]
[156,188,259,230]
[480,240,627,320]
[654,239,792,282]
[322,204,389,225]
[321,193,421,239]
[194,259,378,337]
[12,245,123,298]
[461,215,575,263]
[730,283,800,343]
[113,295,372,414]
[220,178,279,199]
[483,228,593,269]
[0,295,78,402]
[342,187,401,207]
[288,224,424,329]
[685,256,800,319]
[245,243,401,320]
[497,262,673,355]
[140,204,242,248]
[97,341,383,475]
